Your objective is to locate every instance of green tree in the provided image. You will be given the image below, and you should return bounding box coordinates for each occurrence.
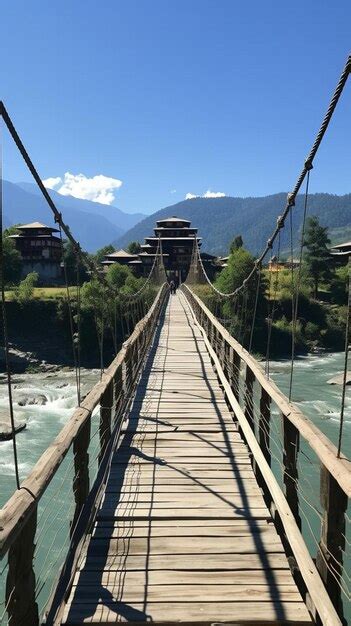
[94,244,115,264]
[2,227,22,285]
[106,263,132,290]
[213,246,268,350]
[80,278,109,366]
[127,241,141,254]
[216,247,255,295]
[329,264,349,304]
[229,235,243,254]
[14,272,38,303]
[303,216,332,298]
[63,241,90,284]
[106,262,146,296]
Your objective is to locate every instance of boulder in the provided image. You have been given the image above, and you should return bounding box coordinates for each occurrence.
[0,420,26,441]
[17,394,48,406]
[327,372,351,386]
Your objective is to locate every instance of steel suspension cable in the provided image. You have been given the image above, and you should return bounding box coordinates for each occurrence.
[58,222,81,405]
[187,54,351,299]
[265,231,281,377]
[248,264,261,353]
[0,133,20,489]
[337,259,350,458]
[0,102,96,276]
[76,262,82,404]
[289,169,311,401]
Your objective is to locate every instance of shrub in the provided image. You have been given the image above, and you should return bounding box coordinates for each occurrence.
[13,272,39,303]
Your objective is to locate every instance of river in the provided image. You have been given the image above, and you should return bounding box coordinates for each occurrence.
[270,351,350,456]
[0,354,349,622]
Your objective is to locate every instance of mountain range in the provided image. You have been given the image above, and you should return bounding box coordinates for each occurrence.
[115,193,351,256]
[3,183,350,257]
[3,181,145,252]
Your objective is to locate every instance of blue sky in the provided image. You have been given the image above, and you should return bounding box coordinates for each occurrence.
[1,0,350,215]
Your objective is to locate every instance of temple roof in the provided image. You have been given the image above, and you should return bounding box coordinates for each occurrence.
[156,216,191,226]
[145,237,201,242]
[139,251,169,256]
[15,221,59,233]
[331,241,351,250]
[105,249,138,259]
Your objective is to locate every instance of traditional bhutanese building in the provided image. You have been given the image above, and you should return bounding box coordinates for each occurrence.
[101,249,138,268]
[8,222,62,282]
[101,216,216,282]
[267,256,300,272]
[330,241,351,265]
[141,216,201,282]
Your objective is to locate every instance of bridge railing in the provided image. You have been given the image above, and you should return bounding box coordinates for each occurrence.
[0,283,169,626]
[181,284,351,626]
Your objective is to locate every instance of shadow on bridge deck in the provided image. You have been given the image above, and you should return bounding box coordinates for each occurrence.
[61,294,311,625]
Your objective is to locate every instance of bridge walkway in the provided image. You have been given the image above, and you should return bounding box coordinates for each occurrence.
[62,293,311,624]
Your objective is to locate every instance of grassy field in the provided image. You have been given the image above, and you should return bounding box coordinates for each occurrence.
[5,287,76,300]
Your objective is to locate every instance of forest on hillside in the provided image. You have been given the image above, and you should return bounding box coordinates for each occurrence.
[115,193,351,256]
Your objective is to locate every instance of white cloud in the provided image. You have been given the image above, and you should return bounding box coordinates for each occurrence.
[185,189,226,200]
[170,189,177,194]
[43,176,62,189]
[43,172,123,205]
[203,189,226,198]
[185,193,198,200]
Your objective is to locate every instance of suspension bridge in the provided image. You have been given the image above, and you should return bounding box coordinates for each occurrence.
[0,56,350,626]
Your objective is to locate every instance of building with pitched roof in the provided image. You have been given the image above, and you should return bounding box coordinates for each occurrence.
[101,249,138,267]
[330,241,351,265]
[102,216,216,283]
[141,216,202,282]
[8,222,63,282]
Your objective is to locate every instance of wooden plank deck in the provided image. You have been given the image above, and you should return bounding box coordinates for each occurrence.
[62,294,311,625]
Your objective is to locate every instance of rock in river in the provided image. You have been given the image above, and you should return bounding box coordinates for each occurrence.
[17,394,48,406]
[327,372,351,386]
[0,419,26,441]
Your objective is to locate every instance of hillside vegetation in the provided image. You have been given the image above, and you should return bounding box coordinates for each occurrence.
[115,193,351,255]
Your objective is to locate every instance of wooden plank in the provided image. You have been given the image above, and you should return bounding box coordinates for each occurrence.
[116,448,250,458]
[111,459,253,467]
[62,601,311,624]
[71,584,302,602]
[124,434,242,443]
[92,522,277,538]
[113,494,266,507]
[106,483,262,494]
[93,519,274,529]
[72,568,299,587]
[78,552,291,571]
[98,508,271,520]
[118,443,245,450]
[87,534,284,555]
[110,468,262,478]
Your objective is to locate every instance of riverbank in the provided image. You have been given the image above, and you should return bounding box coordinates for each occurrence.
[1,299,117,372]
[0,367,100,505]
